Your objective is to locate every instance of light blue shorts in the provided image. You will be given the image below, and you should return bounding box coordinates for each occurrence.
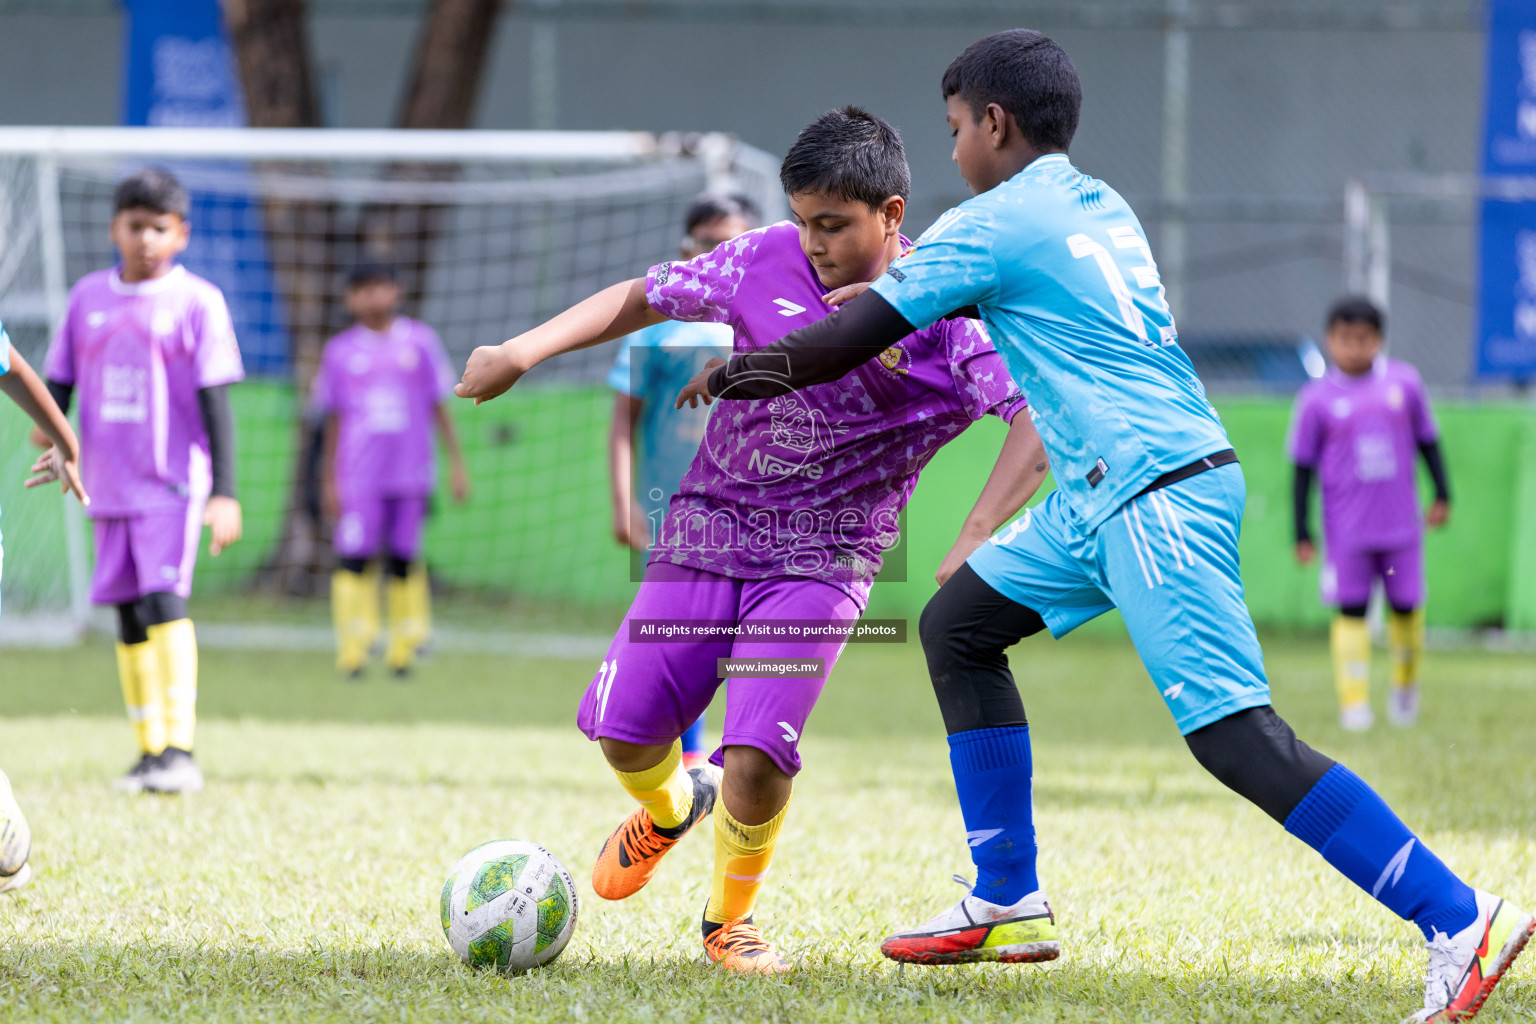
[967,463,1271,735]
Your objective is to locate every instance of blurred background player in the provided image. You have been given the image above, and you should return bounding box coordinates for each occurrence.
[39,167,244,796]
[0,316,89,891]
[1289,296,1449,731]
[316,263,469,678]
[608,194,756,769]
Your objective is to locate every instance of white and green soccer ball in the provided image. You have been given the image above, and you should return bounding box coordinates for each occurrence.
[439,839,577,973]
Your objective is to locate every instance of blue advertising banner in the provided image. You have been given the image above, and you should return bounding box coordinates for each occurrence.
[121,0,290,374]
[1477,0,1536,382]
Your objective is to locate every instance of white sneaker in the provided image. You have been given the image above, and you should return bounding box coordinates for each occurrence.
[881,875,1060,965]
[1340,703,1374,732]
[113,752,159,794]
[0,769,30,880]
[141,748,204,794]
[1409,889,1534,1022]
[1389,685,1420,727]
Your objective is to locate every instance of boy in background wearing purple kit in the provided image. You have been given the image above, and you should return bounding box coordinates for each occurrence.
[316,264,469,678]
[40,167,245,795]
[457,107,1050,972]
[1289,297,1449,731]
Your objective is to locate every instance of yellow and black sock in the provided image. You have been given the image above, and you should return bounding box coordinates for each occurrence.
[705,796,789,925]
[612,740,693,830]
[1331,614,1371,712]
[116,639,166,756]
[331,569,377,673]
[385,569,430,670]
[149,619,198,753]
[1389,607,1425,691]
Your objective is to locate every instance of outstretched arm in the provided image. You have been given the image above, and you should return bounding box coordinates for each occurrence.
[935,413,1049,586]
[456,279,664,404]
[608,393,647,547]
[0,348,88,505]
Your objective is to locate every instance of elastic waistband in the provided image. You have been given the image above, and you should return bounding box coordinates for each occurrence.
[1136,449,1238,498]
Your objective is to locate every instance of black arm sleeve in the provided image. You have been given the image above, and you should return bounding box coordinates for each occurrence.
[46,379,73,416]
[1419,440,1450,502]
[705,290,917,400]
[1292,464,1314,544]
[197,385,237,500]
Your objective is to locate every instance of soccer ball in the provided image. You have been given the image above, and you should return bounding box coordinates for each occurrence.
[439,839,578,973]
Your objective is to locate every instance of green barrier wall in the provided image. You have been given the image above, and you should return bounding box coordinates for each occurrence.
[10,384,1536,631]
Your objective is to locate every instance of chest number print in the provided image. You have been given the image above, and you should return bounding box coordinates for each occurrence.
[1067,227,1177,348]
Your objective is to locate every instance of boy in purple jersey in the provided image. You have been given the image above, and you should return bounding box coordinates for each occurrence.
[458,108,1049,971]
[315,264,469,678]
[40,168,244,796]
[1289,297,1450,731]
[1,318,90,894]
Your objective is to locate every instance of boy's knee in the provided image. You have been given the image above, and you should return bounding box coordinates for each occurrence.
[1184,706,1335,824]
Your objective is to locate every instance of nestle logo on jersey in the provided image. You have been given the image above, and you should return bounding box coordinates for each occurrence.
[747,448,823,479]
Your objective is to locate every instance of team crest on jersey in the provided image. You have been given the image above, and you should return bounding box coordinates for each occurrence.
[878,345,908,375]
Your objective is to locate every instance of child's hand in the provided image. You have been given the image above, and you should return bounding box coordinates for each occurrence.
[451,463,470,503]
[204,496,242,556]
[821,281,871,306]
[1295,539,1315,565]
[455,344,527,405]
[935,524,990,586]
[25,446,90,506]
[1427,498,1449,528]
[675,358,727,409]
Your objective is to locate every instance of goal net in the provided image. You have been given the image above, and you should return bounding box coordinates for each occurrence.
[0,127,783,644]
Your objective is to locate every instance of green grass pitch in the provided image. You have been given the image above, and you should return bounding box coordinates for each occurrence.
[0,630,1532,1022]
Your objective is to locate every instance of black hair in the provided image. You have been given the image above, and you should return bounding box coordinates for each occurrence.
[348,262,397,289]
[113,166,190,218]
[682,194,757,236]
[1326,295,1385,334]
[942,30,1082,152]
[779,106,911,209]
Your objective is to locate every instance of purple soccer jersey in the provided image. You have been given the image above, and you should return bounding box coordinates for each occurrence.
[1288,357,1439,553]
[644,222,1027,607]
[45,266,245,518]
[312,317,456,499]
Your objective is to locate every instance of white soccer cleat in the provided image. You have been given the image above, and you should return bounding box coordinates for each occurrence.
[0,769,31,892]
[881,876,1060,965]
[1409,889,1534,1022]
[141,748,204,795]
[113,752,159,794]
[1389,685,1420,728]
[1340,702,1374,732]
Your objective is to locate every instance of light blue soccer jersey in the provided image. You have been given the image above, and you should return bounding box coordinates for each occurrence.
[871,153,1230,530]
[607,319,733,509]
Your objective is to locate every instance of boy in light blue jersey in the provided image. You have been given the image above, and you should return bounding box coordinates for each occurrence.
[0,319,90,895]
[685,30,1531,1023]
[608,195,753,767]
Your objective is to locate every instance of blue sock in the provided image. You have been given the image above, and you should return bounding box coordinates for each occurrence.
[949,726,1038,905]
[1285,764,1477,939]
[680,713,706,758]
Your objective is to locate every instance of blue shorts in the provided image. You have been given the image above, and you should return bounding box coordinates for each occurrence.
[967,463,1271,735]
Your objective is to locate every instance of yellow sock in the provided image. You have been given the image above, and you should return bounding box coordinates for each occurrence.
[409,563,432,644]
[612,740,692,829]
[1389,607,1425,690]
[706,796,789,925]
[361,563,382,652]
[385,571,429,670]
[332,570,374,672]
[149,619,198,752]
[116,640,166,755]
[1331,614,1371,710]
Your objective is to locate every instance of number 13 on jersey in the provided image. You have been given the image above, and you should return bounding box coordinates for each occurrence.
[1067,226,1179,349]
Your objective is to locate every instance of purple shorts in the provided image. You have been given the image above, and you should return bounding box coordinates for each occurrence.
[576,562,861,778]
[335,494,428,562]
[1322,541,1425,610]
[90,504,204,604]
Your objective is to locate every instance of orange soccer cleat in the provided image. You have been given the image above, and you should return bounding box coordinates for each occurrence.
[702,917,791,974]
[591,766,718,901]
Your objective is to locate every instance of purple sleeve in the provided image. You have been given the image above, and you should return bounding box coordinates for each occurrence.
[1287,388,1323,467]
[191,287,245,388]
[311,346,336,414]
[643,228,763,324]
[421,325,456,402]
[1405,367,1439,444]
[43,289,79,385]
[944,319,1026,423]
